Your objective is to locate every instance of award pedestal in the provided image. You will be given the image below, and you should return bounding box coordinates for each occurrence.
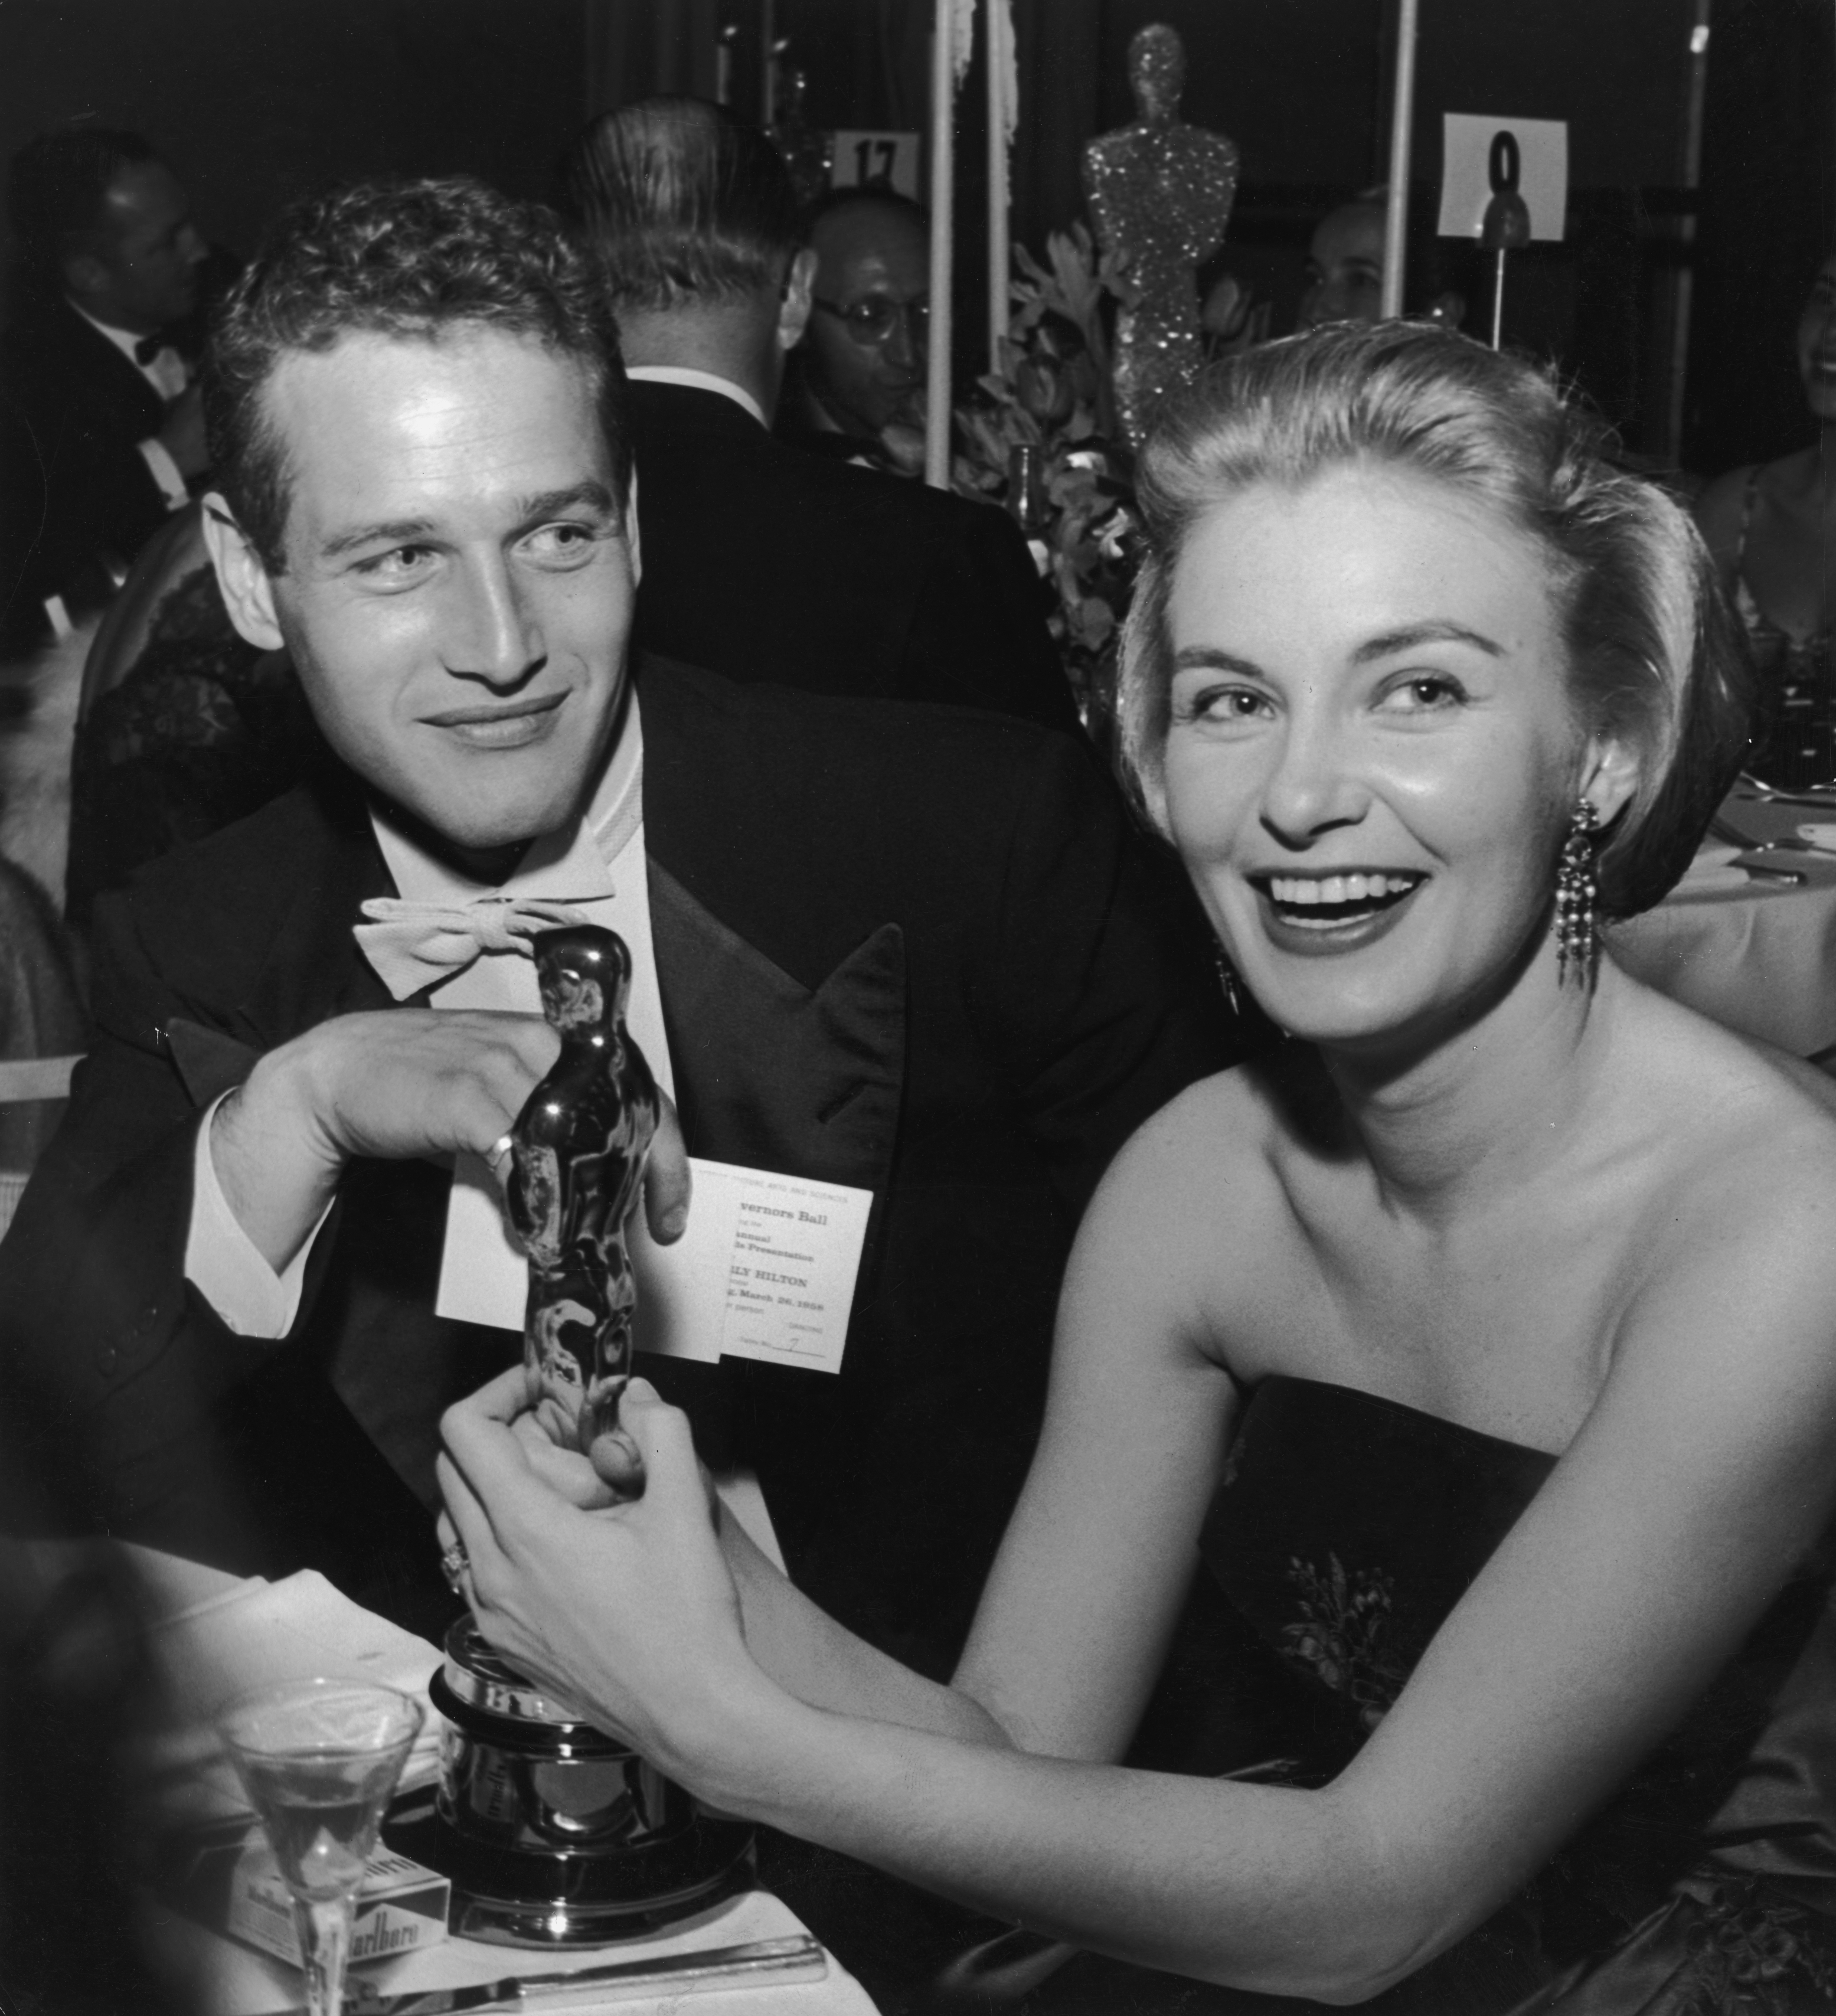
[407,1620,754,1946]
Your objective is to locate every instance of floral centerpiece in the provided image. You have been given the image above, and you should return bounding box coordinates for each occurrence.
[953,224,1141,731]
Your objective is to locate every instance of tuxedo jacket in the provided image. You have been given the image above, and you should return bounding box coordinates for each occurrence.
[628,380,1080,735]
[0,658,1228,1672]
[0,298,172,631]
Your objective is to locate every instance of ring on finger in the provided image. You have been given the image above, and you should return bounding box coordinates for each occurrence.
[486,1133,515,1175]
[440,1540,471,1592]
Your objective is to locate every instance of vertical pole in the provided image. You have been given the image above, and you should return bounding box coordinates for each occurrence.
[987,0,1011,377]
[1664,0,1713,460]
[926,0,958,488]
[716,25,736,107]
[761,0,776,127]
[1380,0,1420,319]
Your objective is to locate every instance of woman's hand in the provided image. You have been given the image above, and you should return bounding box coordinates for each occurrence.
[434,1366,614,1571]
[437,1373,759,1778]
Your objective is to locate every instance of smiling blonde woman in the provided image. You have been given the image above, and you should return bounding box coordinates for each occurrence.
[440,325,1836,2015]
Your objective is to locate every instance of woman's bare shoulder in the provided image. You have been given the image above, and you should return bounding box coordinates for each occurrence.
[1071,1048,1331,1321]
[1109,1044,1334,1184]
[1050,1058,1306,1390]
[1614,992,1836,1298]
[1579,1021,1836,1584]
[1636,988,1836,1142]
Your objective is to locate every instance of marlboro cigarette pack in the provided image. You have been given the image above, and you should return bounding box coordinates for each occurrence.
[221,1837,449,1967]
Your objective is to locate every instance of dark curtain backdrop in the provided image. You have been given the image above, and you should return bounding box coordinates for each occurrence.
[1,0,1827,472]
[1684,0,1836,477]
[588,0,721,109]
[0,0,590,321]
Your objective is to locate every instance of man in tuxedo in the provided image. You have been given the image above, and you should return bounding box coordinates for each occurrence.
[561,99,1076,731]
[0,178,1227,1677]
[1,128,209,645]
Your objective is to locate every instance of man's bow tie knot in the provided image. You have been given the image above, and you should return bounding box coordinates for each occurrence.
[354,894,595,999]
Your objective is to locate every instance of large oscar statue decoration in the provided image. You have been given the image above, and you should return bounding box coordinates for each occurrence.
[412,924,755,1944]
[507,925,659,1458]
[1082,22,1239,446]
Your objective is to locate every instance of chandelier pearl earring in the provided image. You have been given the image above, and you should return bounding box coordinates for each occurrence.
[1554,798,1601,989]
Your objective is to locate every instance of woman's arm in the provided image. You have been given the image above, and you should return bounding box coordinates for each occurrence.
[442,1387,1391,2001]
[948,1096,1245,1759]
[717,1507,1008,1742]
[767,1183,1836,1996]
[443,1105,1836,2002]
[442,1092,1244,1754]
[435,1366,1001,1743]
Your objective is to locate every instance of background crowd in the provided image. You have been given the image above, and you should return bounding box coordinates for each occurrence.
[4,4,1836,2015]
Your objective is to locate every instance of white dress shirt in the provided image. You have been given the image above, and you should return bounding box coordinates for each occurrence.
[625,364,766,429]
[184,697,674,1338]
[69,300,192,511]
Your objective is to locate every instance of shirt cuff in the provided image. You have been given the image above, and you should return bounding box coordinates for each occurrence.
[183,1092,331,1338]
[137,436,190,510]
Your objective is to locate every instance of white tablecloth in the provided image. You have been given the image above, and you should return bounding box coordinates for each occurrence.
[146,1885,869,2016]
[128,1548,875,2016]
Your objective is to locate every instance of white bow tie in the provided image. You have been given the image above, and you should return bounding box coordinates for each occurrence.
[354,894,595,1000]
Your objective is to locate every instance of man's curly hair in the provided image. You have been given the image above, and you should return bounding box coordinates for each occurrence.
[203,177,630,572]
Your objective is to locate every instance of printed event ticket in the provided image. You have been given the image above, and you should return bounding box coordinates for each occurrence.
[436,1155,871,1375]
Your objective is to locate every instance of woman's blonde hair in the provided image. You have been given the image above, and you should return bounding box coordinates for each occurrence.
[1115,323,1750,918]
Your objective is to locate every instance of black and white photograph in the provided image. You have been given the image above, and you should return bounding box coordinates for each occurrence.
[2,5,1834,2012]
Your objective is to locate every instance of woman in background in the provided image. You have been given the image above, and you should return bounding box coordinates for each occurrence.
[1295,188,1466,335]
[442,326,1836,2014]
[1695,250,1836,788]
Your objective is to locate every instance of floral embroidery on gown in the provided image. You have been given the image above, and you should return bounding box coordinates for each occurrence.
[1278,1552,1405,1733]
[1020,1378,1836,2015]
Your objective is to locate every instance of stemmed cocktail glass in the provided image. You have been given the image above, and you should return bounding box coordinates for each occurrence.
[217,1678,426,2016]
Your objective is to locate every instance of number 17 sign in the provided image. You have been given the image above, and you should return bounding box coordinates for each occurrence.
[831,130,921,202]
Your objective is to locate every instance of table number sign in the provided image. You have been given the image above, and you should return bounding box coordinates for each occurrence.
[1437,113,1569,241]
[830,130,921,201]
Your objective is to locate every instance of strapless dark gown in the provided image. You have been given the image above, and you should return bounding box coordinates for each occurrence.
[1022,1378,1836,2016]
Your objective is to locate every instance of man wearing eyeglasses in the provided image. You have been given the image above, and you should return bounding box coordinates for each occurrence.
[790,188,930,471]
[561,100,1074,730]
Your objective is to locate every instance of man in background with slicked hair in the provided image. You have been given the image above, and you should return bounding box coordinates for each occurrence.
[561,97,1077,731]
[1,128,210,643]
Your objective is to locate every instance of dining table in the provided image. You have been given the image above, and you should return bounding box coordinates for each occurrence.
[125,1546,877,2016]
[1605,781,1836,1058]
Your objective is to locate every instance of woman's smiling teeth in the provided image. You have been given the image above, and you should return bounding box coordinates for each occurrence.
[1262,871,1425,925]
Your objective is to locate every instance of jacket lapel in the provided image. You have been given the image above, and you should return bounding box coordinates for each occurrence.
[60,302,167,437]
[156,782,396,1108]
[239,834,396,1045]
[649,860,904,1203]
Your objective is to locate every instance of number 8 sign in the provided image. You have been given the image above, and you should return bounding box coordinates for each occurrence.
[1436,114,1569,242]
